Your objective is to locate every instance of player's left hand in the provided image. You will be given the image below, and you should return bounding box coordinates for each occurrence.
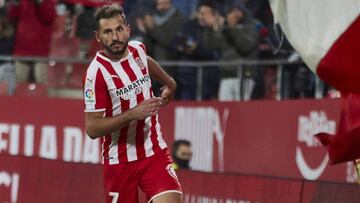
[160,85,175,106]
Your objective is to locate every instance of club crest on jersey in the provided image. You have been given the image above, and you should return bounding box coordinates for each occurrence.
[84,87,95,104]
[166,164,179,181]
[135,57,146,70]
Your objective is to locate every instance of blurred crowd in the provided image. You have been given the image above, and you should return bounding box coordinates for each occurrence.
[0,0,334,100]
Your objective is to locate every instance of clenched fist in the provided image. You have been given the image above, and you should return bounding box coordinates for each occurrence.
[130,97,163,120]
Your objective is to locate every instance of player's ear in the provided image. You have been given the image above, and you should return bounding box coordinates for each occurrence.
[95,31,101,42]
[126,24,131,37]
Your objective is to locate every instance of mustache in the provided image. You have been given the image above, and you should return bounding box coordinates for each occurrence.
[111,41,124,46]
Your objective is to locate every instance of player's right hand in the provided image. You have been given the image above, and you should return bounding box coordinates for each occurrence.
[131,97,163,120]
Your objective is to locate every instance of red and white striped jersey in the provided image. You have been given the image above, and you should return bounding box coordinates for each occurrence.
[83,41,167,165]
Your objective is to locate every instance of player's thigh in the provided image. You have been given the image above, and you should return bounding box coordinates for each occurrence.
[103,164,139,203]
[151,192,182,203]
[139,150,182,203]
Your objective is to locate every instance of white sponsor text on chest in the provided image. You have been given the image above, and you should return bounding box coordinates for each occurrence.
[113,74,151,100]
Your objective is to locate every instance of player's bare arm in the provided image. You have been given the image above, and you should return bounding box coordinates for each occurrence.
[85,97,163,139]
[147,55,177,106]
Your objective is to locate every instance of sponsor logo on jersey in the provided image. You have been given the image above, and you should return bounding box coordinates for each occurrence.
[84,87,95,104]
[115,75,151,100]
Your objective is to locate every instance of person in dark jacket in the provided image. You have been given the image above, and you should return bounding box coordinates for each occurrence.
[0,16,16,95]
[76,6,96,59]
[175,2,220,100]
[203,1,260,101]
[138,0,183,96]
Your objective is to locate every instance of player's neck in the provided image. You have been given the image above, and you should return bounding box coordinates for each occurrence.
[103,49,129,61]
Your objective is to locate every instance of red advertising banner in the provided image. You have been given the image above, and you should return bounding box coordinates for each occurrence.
[1,154,359,203]
[0,96,359,183]
[160,99,358,183]
[177,170,360,203]
[0,155,104,203]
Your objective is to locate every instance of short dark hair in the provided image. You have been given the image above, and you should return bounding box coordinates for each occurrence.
[94,4,127,30]
[173,139,191,153]
[197,1,216,13]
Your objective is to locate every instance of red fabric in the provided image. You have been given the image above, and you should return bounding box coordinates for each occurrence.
[1,154,359,203]
[315,93,360,164]
[8,0,56,56]
[317,16,360,95]
[315,16,360,164]
[103,149,181,203]
[95,55,130,164]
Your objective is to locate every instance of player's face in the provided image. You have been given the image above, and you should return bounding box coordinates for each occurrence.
[96,15,130,57]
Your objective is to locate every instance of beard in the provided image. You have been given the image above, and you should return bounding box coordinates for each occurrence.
[103,40,128,56]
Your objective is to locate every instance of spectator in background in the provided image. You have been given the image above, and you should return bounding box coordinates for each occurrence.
[292,65,315,98]
[0,16,16,95]
[172,139,192,170]
[174,2,219,100]
[199,0,244,17]
[76,6,96,58]
[203,1,260,101]
[172,0,198,20]
[7,0,56,84]
[0,16,14,55]
[124,0,155,21]
[138,0,183,96]
[127,1,154,43]
[0,0,7,16]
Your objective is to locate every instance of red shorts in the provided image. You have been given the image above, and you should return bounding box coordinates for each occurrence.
[103,149,182,203]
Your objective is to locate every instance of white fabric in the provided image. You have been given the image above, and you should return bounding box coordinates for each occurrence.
[218,78,241,101]
[269,0,360,72]
[218,78,255,101]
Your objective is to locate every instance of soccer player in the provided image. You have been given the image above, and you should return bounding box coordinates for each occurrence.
[83,5,182,203]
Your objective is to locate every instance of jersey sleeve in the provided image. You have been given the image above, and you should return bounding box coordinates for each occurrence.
[83,67,108,112]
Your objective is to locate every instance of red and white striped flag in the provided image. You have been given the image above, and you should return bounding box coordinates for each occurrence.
[269,0,360,164]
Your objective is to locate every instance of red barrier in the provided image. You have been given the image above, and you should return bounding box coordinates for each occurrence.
[177,170,360,203]
[0,96,358,184]
[0,154,104,203]
[1,153,359,203]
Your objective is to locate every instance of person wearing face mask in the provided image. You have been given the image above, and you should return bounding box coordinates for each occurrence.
[172,139,192,170]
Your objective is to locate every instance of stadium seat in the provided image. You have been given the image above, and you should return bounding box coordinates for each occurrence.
[48,37,80,88]
[52,15,67,39]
